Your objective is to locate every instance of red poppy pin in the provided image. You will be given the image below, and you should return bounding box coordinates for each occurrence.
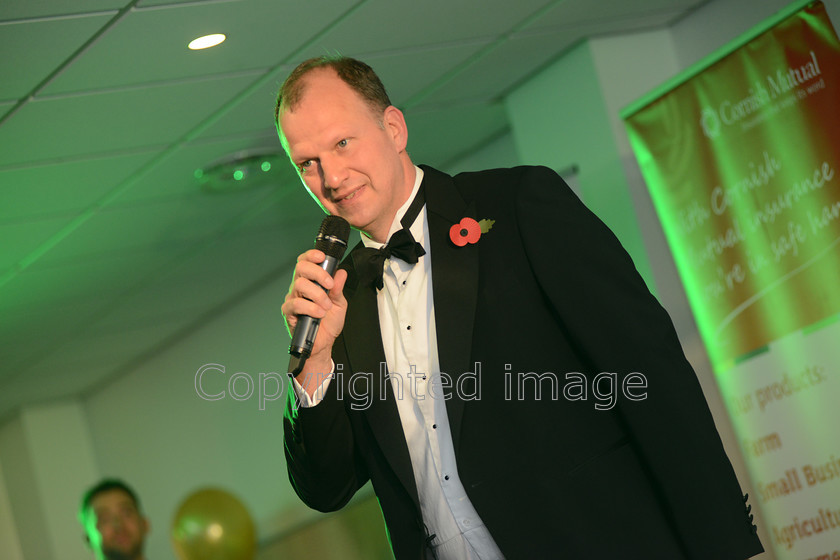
[449,217,495,246]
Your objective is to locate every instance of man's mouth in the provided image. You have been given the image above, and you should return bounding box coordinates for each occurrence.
[335,186,362,204]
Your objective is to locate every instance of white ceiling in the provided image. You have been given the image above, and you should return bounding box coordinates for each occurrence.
[0,0,709,420]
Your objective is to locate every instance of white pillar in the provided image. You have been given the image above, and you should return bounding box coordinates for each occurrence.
[0,401,99,560]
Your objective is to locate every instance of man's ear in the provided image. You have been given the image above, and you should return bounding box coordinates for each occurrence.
[141,516,150,538]
[383,105,408,152]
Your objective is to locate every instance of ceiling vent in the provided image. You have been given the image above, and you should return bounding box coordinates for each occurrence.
[196,149,291,194]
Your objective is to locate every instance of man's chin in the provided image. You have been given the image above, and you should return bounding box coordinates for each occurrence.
[335,214,371,235]
[102,544,143,560]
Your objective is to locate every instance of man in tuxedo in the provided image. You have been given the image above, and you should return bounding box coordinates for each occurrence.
[276,56,763,559]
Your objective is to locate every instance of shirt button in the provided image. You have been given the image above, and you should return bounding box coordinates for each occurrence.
[444,475,450,481]
[406,325,411,330]
[432,424,437,429]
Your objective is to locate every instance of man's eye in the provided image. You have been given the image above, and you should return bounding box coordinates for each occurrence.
[299,161,312,173]
[337,139,348,148]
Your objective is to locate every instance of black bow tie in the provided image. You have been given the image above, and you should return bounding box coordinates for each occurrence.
[353,185,426,290]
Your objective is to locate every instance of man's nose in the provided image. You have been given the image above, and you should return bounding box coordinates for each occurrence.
[320,154,348,189]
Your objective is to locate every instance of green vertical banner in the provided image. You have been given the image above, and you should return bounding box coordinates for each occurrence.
[624,2,840,557]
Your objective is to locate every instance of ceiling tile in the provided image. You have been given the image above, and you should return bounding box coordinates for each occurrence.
[0,1,122,21]
[40,0,360,96]
[360,45,492,108]
[93,237,291,331]
[159,206,316,286]
[293,0,554,55]
[233,183,323,233]
[198,42,493,142]
[0,150,157,222]
[422,6,700,110]
[0,73,257,167]
[0,101,15,119]
[0,300,99,374]
[0,14,113,100]
[0,213,77,270]
[0,247,174,312]
[25,317,195,381]
[194,67,293,140]
[136,0,231,6]
[524,0,699,32]
[418,30,585,108]
[34,188,277,264]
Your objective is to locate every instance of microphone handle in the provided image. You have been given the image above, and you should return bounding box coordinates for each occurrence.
[289,254,341,361]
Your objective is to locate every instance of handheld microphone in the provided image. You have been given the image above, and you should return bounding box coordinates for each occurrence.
[288,215,350,375]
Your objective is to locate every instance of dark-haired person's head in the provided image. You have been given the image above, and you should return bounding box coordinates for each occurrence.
[275,56,415,243]
[79,479,148,560]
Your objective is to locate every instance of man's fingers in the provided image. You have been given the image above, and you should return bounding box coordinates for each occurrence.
[282,249,347,346]
[294,249,336,289]
[293,260,335,292]
[292,276,333,309]
[297,248,325,263]
[285,295,328,320]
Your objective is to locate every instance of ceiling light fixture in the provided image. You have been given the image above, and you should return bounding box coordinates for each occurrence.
[196,149,288,194]
[188,33,226,50]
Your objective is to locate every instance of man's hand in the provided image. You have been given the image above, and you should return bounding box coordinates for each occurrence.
[282,249,348,391]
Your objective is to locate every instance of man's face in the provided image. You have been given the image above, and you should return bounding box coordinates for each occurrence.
[279,68,413,243]
[84,489,148,560]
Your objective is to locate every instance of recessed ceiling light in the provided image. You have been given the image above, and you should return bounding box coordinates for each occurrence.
[196,149,286,194]
[188,33,226,50]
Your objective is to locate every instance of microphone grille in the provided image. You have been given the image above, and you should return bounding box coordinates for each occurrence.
[315,215,350,259]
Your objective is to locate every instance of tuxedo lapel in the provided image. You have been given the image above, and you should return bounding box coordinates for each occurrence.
[421,166,480,455]
[343,249,419,507]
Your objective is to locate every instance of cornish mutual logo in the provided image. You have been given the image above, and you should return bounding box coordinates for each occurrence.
[700,107,721,138]
[699,50,822,140]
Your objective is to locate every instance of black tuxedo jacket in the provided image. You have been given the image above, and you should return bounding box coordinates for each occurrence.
[284,165,764,559]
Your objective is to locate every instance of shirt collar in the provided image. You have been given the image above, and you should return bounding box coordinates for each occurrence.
[361,166,425,250]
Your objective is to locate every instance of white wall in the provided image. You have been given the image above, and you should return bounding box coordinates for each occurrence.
[81,268,316,559]
[0,403,100,560]
[446,131,520,175]
[0,458,24,560]
[670,0,839,68]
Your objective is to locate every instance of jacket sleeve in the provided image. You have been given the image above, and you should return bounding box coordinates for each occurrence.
[514,166,761,559]
[283,338,369,512]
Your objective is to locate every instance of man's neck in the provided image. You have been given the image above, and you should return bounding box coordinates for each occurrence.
[361,165,423,246]
[100,549,145,560]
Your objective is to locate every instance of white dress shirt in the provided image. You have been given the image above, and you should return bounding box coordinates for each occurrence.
[294,167,503,559]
